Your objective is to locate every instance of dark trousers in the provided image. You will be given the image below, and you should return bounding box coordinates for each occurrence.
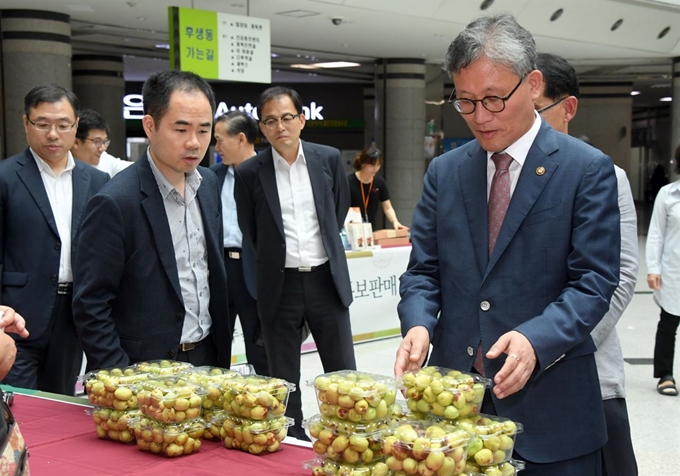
[602,398,637,476]
[654,307,680,378]
[224,250,268,375]
[1,293,81,395]
[175,335,219,367]
[261,262,356,441]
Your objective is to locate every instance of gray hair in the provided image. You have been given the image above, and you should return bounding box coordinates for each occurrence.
[443,13,536,78]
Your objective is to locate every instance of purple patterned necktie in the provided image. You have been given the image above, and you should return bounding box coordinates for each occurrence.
[473,152,514,376]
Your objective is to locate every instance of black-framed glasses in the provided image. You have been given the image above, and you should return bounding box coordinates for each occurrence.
[260,113,301,129]
[26,117,77,133]
[85,138,111,149]
[536,96,568,114]
[448,76,525,115]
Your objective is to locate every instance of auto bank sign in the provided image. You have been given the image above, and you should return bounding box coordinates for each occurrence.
[123,94,324,121]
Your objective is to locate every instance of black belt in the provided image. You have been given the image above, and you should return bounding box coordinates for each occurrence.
[285,261,329,273]
[179,338,204,352]
[224,248,241,260]
[57,283,73,295]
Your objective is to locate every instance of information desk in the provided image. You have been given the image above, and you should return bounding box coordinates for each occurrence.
[230,245,412,360]
[7,389,315,475]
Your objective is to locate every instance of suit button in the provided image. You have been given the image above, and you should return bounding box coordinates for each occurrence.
[167,350,176,358]
[281,244,286,248]
[280,269,284,274]
[176,313,184,321]
[467,346,474,356]
[480,301,490,311]
[50,274,58,282]
[54,243,61,250]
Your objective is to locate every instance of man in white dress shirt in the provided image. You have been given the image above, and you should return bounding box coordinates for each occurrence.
[71,109,131,177]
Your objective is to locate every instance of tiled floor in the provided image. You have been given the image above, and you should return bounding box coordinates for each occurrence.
[298,229,680,476]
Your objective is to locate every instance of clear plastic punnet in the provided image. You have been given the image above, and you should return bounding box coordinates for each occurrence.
[135,376,205,423]
[79,366,149,410]
[302,456,390,476]
[132,359,194,376]
[219,414,293,454]
[450,413,524,467]
[128,416,206,457]
[461,458,526,475]
[303,414,388,464]
[88,406,140,443]
[220,374,295,420]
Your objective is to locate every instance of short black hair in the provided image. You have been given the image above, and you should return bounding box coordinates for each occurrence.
[536,53,579,100]
[142,70,216,125]
[76,109,109,140]
[215,111,259,145]
[24,84,80,118]
[257,86,303,117]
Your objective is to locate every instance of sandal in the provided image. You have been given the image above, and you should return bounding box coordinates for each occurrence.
[657,376,678,396]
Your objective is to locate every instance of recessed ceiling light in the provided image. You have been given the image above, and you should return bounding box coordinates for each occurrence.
[658,26,671,38]
[155,43,170,49]
[480,0,494,10]
[611,19,623,31]
[550,9,563,21]
[276,10,320,18]
[630,91,641,96]
[660,96,673,102]
[271,53,279,58]
[291,61,360,69]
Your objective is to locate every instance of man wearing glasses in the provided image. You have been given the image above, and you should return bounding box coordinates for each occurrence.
[395,14,620,475]
[71,109,131,177]
[234,86,356,440]
[0,84,108,394]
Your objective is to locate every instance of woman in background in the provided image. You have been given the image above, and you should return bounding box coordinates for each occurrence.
[646,144,680,396]
[347,147,407,231]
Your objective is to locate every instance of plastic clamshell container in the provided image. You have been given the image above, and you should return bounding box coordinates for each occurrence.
[304,414,387,464]
[132,359,194,376]
[179,366,241,410]
[302,456,390,476]
[79,366,149,410]
[220,374,295,420]
[136,376,205,423]
[129,416,206,457]
[382,419,473,474]
[398,366,492,420]
[451,413,523,467]
[89,407,140,443]
[462,458,526,475]
[390,399,431,425]
[310,370,397,423]
[219,414,293,454]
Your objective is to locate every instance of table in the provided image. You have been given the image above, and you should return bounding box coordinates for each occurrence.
[9,391,316,475]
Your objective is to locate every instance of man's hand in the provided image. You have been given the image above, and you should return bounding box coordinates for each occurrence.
[647,273,661,290]
[487,330,536,399]
[0,332,17,380]
[0,306,30,338]
[394,326,430,376]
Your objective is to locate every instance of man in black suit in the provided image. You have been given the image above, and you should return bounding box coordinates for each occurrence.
[210,111,268,375]
[0,84,109,394]
[73,71,231,370]
[234,86,356,440]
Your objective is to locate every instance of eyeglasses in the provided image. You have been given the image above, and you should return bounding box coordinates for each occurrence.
[85,138,111,149]
[536,96,568,114]
[27,117,77,133]
[449,76,525,115]
[260,113,300,129]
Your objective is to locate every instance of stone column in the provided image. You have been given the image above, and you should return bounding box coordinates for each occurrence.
[374,59,426,228]
[363,86,375,148]
[1,9,71,157]
[72,54,126,159]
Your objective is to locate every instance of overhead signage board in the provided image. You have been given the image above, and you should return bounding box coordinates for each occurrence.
[169,7,271,83]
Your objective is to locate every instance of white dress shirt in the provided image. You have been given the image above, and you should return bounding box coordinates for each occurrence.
[97,151,132,177]
[220,165,242,248]
[273,141,328,268]
[646,179,680,315]
[486,112,542,199]
[30,149,75,283]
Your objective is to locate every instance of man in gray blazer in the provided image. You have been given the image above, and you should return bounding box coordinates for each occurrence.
[0,84,108,394]
[73,71,231,370]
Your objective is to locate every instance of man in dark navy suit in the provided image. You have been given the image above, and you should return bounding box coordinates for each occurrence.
[211,111,268,375]
[0,84,108,394]
[73,71,231,370]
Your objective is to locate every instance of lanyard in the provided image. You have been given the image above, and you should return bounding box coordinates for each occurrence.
[360,179,373,223]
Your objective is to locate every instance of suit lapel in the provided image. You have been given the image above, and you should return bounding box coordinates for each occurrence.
[71,161,92,241]
[460,145,490,277]
[303,141,326,226]
[214,164,228,191]
[15,150,59,237]
[484,125,559,279]
[138,154,183,303]
[257,148,285,239]
[197,172,218,261]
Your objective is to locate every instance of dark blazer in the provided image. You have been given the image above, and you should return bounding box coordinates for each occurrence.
[233,141,351,319]
[211,163,257,299]
[398,122,621,463]
[0,149,109,340]
[72,154,231,369]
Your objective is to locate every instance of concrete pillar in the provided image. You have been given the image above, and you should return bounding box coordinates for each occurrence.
[1,9,71,157]
[374,59,426,228]
[363,86,375,148]
[671,57,680,182]
[72,54,126,159]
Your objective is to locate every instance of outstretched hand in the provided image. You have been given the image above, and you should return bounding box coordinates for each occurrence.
[486,330,536,399]
[394,326,430,376]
